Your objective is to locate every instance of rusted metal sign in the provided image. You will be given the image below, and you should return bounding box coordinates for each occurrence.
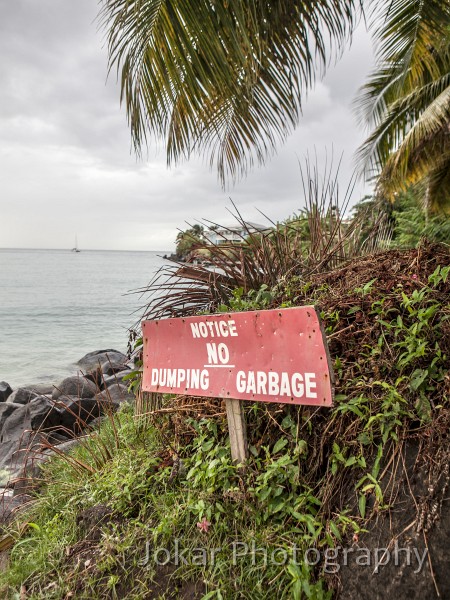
[142,307,334,407]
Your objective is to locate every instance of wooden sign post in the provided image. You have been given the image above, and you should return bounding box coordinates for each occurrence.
[142,307,334,464]
[225,399,248,463]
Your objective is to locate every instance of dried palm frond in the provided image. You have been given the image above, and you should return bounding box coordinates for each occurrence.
[132,156,389,325]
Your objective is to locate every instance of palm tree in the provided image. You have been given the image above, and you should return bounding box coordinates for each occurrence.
[100,0,450,202]
[175,224,205,258]
[99,0,360,186]
[356,1,450,214]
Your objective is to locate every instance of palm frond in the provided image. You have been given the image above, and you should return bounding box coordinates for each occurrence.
[367,0,450,95]
[378,85,450,202]
[356,0,450,131]
[99,0,361,186]
[356,73,450,175]
[356,0,450,209]
[131,156,390,326]
[426,158,450,213]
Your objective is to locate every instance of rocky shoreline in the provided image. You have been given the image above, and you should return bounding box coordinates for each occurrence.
[0,349,135,524]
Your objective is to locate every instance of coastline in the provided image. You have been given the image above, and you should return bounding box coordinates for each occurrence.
[0,248,168,389]
[0,348,135,503]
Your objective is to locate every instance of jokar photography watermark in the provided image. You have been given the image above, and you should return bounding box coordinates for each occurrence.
[141,539,428,574]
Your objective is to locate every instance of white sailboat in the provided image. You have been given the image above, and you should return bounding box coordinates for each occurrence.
[71,235,81,253]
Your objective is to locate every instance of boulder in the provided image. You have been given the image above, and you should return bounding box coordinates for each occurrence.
[0,351,130,505]
[52,438,81,455]
[52,375,97,401]
[1,397,64,445]
[102,370,132,389]
[7,388,39,405]
[100,360,130,377]
[0,382,12,403]
[46,431,71,445]
[95,383,134,405]
[0,440,21,481]
[0,431,48,485]
[84,366,103,387]
[21,383,54,395]
[0,403,21,435]
[58,397,105,432]
[77,349,128,374]
[29,396,62,431]
[0,492,32,525]
[12,438,81,497]
[0,404,29,444]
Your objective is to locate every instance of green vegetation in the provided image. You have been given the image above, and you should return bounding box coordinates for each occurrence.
[100,0,450,209]
[389,190,450,246]
[175,225,205,260]
[99,0,360,185]
[356,2,450,212]
[1,242,448,599]
[349,189,450,251]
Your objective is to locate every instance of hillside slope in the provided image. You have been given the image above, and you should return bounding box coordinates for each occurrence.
[0,241,448,599]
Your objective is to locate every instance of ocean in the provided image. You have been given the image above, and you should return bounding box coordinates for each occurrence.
[0,248,169,389]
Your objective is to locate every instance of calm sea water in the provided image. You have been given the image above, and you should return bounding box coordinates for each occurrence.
[0,249,169,388]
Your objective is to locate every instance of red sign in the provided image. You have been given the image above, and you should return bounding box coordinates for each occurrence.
[142,307,334,406]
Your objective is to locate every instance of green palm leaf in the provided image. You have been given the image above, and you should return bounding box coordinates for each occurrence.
[357,73,450,174]
[356,0,450,211]
[100,0,361,186]
[379,86,450,211]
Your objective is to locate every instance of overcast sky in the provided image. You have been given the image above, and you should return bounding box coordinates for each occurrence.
[0,1,375,252]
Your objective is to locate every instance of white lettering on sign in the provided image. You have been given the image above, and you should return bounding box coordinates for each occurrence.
[235,371,317,399]
[206,342,231,366]
[151,368,209,390]
[142,306,333,407]
[190,320,238,339]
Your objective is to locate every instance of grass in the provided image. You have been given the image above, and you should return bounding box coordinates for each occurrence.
[0,407,340,599]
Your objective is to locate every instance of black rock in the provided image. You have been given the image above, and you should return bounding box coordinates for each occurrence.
[12,438,81,497]
[0,428,47,486]
[46,431,71,444]
[0,382,12,403]
[77,349,128,373]
[1,397,63,444]
[0,404,30,444]
[58,397,104,432]
[100,360,130,377]
[84,366,103,387]
[21,383,54,395]
[102,370,132,389]
[29,396,62,431]
[0,403,21,435]
[7,388,39,405]
[0,492,32,525]
[95,383,134,405]
[52,375,97,401]
[0,440,19,479]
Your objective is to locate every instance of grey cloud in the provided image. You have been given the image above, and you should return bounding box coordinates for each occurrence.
[0,1,374,251]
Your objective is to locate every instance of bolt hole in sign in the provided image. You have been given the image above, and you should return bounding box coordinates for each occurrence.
[142,306,334,407]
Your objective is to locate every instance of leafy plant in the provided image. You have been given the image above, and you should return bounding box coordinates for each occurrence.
[390,189,450,247]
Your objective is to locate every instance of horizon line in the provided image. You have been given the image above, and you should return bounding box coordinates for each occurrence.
[0,247,173,253]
